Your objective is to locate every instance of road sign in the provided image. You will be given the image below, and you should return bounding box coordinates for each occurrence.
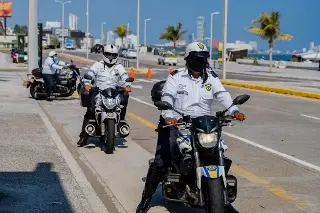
[64,39,73,48]
[55,28,69,37]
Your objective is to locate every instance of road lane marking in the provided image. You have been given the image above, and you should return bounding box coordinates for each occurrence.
[300,114,320,120]
[127,111,314,211]
[129,96,320,173]
[131,85,143,89]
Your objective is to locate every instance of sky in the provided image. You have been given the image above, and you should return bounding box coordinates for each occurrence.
[7,0,320,51]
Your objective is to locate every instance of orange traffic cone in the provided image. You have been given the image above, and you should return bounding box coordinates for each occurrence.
[146,67,152,79]
[129,67,135,78]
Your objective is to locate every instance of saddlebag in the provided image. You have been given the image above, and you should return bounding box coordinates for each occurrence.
[151,80,166,103]
[31,68,42,78]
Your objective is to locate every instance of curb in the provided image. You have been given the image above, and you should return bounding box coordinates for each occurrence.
[60,52,149,74]
[221,80,320,100]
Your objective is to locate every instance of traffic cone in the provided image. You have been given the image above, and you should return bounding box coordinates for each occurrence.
[129,67,135,78]
[146,67,152,79]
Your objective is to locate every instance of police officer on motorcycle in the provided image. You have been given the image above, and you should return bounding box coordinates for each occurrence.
[42,51,69,101]
[136,42,246,213]
[77,44,132,147]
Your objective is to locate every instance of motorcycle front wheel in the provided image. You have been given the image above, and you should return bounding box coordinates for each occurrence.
[103,119,115,154]
[203,177,225,213]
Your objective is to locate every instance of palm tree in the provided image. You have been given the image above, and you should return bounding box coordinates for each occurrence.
[160,22,186,49]
[113,24,127,47]
[248,11,293,72]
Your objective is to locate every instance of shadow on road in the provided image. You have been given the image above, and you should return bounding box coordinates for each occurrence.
[0,162,73,213]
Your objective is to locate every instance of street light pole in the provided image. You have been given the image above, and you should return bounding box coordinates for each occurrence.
[144,18,151,47]
[86,0,89,59]
[136,0,140,68]
[101,22,106,45]
[28,0,38,74]
[210,12,219,67]
[55,0,72,28]
[222,0,228,80]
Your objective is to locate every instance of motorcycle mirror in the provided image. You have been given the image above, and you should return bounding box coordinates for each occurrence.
[84,73,93,80]
[126,77,134,82]
[154,101,173,110]
[233,94,250,105]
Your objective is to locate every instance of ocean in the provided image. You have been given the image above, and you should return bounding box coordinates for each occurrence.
[210,52,293,61]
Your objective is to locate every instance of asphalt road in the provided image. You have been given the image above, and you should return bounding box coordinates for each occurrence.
[33,66,320,212]
[63,51,311,83]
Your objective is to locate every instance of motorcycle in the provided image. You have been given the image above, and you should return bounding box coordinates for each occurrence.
[23,60,81,100]
[152,94,250,213]
[79,75,134,154]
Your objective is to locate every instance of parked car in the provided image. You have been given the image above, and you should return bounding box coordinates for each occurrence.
[123,49,137,59]
[23,51,28,63]
[11,48,19,63]
[119,48,128,57]
[90,44,103,53]
[158,52,178,66]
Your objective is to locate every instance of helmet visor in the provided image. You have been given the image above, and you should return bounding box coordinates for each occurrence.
[103,52,118,61]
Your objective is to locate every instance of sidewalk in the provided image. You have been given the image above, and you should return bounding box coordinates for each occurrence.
[0,71,107,213]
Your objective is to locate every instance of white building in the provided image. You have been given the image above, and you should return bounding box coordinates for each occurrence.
[44,21,61,30]
[106,31,115,45]
[248,41,258,51]
[69,13,78,31]
[196,16,205,43]
[115,34,138,49]
[309,42,315,51]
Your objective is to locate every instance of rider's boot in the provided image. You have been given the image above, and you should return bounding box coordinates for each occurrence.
[136,165,163,213]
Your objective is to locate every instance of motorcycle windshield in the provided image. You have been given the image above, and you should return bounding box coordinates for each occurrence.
[192,115,219,133]
[101,87,119,98]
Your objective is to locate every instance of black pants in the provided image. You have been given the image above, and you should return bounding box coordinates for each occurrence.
[42,74,56,98]
[143,115,178,196]
[79,92,130,138]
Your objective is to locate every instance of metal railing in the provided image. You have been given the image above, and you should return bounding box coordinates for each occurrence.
[119,59,130,68]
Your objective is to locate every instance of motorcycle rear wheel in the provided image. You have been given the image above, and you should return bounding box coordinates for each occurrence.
[30,82,46,100]
[204,177,225,213]
[103,119,115,154]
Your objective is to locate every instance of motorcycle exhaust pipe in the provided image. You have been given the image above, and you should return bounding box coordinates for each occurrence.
[85,124,95,136]
[118,121,130,138]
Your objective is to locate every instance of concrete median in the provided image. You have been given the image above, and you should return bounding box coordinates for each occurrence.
[221,80,320,100]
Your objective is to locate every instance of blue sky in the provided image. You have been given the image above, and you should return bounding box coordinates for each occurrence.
[7,0,320,50]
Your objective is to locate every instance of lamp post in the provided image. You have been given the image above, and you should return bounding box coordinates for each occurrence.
[222,0,228,80]
[144,18,151,47]
[55,0,71,28]
[210,12,219,67]
[136,0,140,68]
[86,0,89,59]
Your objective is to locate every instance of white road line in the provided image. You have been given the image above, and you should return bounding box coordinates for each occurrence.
[300,114,320,120]
[130,96,320,173]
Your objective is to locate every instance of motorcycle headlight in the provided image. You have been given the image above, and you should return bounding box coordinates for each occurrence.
[102,97,116,109]
[197,133,218,148]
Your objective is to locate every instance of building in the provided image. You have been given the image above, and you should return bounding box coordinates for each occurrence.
[196,16,205,43]
[69,13,78,31]
[106,31,115,45]
[309,42,315,51]
[248,41,258,51]
[115,34,137,49]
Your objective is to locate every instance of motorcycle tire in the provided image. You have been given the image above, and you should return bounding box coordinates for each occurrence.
[104,119,115,154]
[203,177,225,213]
[30,82,46,100]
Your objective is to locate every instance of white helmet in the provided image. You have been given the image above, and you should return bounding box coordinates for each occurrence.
[103,44,118,65]
[49,51,57,57]
[184,42,210,72]
[184,42,209,59]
